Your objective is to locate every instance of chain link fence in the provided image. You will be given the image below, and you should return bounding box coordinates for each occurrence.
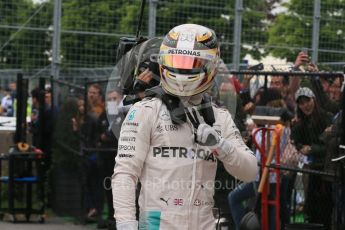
[1,0,345,229]
[1,0,345,84]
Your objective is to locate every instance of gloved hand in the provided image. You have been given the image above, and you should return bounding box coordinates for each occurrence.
[196,123,233,159]
[196,123,221,148]
[117,221,138,230]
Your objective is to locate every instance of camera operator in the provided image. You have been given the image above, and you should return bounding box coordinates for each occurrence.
[119,37,162,108]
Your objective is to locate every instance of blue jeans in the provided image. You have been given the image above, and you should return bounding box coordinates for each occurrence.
[228,182,277,230]
[228,182,257,230]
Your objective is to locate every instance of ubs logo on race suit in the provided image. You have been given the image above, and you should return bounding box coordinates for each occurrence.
[153,146,216,162]
[156,124,178,133]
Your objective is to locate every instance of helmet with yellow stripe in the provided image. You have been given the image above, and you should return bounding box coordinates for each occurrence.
[158,24,220,97]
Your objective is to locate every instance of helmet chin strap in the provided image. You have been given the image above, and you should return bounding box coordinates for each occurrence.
[179,93,204,107]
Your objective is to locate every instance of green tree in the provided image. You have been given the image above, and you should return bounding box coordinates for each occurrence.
[267,0,345,65]
[155,0,268,63]
[0,0,53,69]
[61,0,143,68]
[0,0,33,68]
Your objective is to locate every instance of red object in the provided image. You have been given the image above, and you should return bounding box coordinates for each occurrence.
[33,148,43,154]
[173,198,184,206]
[229,75,242,94]
[252,127,281,230]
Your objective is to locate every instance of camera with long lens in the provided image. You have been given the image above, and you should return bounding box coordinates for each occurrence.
[115,37,137,63]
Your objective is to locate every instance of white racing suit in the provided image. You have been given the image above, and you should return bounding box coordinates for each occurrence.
[112,97,258,230]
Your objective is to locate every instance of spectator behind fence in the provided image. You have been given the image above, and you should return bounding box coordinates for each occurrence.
[71,95,85,134]
[269,75,296,113]
[95,88,123,229]
[0,87,14,117]
[328,75,343,102]
[42,88,59,168]
[291,87,333,229]
[311,72,343,115]
[28,88,58,167]
[29,88,40,147]
[228,88,290,230]
[74,84,105,223]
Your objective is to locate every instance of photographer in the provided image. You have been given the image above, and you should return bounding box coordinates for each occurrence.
[119,37,162,107]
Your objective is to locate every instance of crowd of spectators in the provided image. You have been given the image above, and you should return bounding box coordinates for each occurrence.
[1,49,343,230]
[0,82,16,117]
[225,51,344,230]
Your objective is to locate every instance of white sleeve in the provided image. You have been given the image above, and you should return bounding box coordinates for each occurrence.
[112,100,153,224]
[216,111,258,182]
[112,173,138,225]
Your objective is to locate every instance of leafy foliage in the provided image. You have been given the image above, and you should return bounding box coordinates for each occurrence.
[1,0,344,69]
[267,0,345,63]
[0,0,52,69]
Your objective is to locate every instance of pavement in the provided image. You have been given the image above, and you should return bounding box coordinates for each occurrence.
[0,215,96,230]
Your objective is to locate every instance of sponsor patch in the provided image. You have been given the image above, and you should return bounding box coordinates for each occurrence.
[159,110,171,121]
[153,146,216,162]
[128,109,136,121]
[118,154,134,158]
[160,197,170,206]
[156,124,178,133]
[167,49,201,57]
[120,137,136,142]
[118,145,135,151]
[124,122,139,127]
[121,130,138,134]
[193,199,214,207]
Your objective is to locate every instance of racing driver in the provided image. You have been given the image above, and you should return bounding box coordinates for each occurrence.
[112,24,258,230]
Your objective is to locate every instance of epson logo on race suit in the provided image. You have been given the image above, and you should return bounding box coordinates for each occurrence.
[153,146,216,162]
[168,49,201,57]
[118,145,135,151]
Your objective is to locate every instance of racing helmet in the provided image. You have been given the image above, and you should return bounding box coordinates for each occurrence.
[158,24,220,97]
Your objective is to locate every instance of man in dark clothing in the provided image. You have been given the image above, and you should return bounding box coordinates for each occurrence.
[96,89,123,229]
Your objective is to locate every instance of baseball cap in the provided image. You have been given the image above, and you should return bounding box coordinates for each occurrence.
[295,87,315,102]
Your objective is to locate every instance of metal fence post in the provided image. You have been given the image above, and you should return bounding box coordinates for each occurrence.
[52,0,61,79]
[232,0,243,71]
[312,0,320,63]
[148,0,158,38]
[52,0,61,108]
